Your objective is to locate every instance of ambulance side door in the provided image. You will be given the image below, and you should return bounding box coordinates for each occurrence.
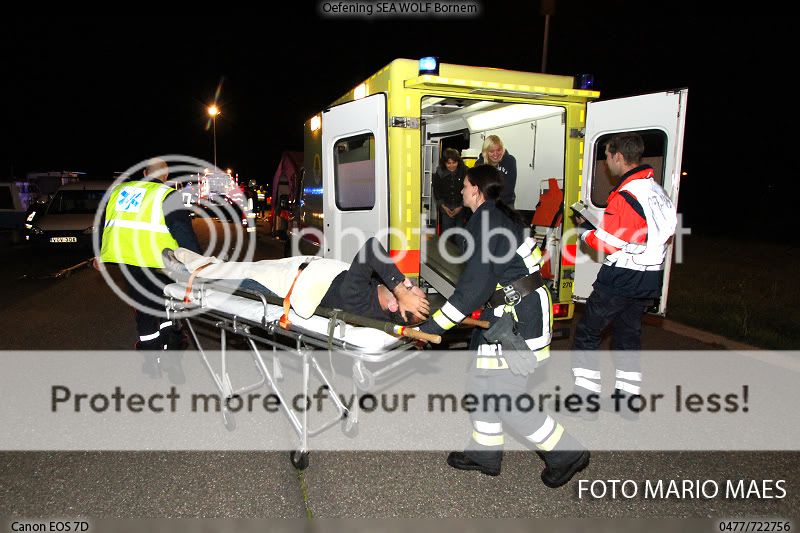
[321,94,389,262]
[573,89,688,316]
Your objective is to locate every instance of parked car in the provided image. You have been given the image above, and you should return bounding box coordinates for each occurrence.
[26,181,114,251]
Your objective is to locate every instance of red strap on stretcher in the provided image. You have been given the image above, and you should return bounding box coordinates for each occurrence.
[183,262,215,304]
[279,260,315,329]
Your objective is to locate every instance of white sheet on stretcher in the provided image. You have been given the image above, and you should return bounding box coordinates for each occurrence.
[164,282,404,352]
[171,248,348,319]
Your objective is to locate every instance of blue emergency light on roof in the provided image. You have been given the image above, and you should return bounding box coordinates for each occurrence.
[576,74,594,90]
[303,187,323,196]
[419,57,439,76]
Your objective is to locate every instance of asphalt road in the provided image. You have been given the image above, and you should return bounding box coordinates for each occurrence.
[0,220,797,521]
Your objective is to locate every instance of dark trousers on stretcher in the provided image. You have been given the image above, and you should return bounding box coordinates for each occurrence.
[126,266,184,351]
[572,287,650,397]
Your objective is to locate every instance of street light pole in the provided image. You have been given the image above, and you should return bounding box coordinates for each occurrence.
[207,105,220,171]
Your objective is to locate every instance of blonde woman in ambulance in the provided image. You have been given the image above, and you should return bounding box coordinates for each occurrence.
[475,135,517,209]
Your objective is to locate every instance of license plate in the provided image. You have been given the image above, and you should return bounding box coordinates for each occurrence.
[50,237,78,243]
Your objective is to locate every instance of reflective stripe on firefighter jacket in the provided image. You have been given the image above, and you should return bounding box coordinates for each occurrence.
[100,181,180,268]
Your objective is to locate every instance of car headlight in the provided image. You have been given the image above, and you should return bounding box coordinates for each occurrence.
[83,226,96,235]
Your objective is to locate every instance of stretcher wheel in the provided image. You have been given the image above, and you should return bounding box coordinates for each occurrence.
[222,409,236,431]
[290,450,309,470]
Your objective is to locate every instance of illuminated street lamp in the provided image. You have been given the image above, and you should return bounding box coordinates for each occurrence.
[207,105,220,171]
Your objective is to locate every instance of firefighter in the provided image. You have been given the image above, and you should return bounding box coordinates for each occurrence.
[94,158,201,354]
[571,132,677,420]
[419,165,589,488]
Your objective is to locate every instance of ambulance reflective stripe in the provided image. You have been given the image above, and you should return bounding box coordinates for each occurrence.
[615,369,642,394]
[516,237,543,274]
[103,219,171,233]
[525,416,565,451]
[432,309,457,331]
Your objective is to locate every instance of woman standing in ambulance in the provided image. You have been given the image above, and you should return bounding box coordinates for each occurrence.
[475,135,517,209]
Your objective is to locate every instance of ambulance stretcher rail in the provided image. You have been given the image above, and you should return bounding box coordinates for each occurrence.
[164,279,433,470]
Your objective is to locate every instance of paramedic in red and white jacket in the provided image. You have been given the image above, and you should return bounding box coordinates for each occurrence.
[570,132,675,421]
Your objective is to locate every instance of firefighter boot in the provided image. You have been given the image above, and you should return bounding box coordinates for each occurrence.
[540,433,590,489]
[446,451,501,477]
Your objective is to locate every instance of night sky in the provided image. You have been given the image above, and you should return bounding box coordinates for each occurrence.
[4,8,791,234]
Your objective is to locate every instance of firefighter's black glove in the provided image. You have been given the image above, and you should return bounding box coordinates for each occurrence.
[484,314,537,376]
[503,349,537,377]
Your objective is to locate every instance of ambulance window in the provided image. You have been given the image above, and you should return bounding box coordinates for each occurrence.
[591,129,666,208]
[334,133,375,211]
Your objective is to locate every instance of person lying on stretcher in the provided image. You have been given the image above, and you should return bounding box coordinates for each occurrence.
[163,237,430,324]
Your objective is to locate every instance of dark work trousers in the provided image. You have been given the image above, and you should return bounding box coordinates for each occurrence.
[126,266,178,350]
[439,206,467,251]
[572,287,651,397]
[464,370,578,470]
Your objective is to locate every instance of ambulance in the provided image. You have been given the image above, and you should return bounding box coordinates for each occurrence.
[291,58,687,332]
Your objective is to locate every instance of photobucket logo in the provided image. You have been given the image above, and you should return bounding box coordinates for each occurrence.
[286,209,692,270]
[92,155,256,319]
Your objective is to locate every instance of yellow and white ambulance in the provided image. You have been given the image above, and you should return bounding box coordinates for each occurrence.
[291,58,687,328]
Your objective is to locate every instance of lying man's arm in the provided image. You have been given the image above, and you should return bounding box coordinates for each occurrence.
[343,238,429,322]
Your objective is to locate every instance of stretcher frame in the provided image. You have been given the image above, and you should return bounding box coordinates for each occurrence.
[164,280,421,470]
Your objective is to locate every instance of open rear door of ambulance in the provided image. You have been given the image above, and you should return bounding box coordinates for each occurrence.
[322,93,389,262]
[573,89,688,316]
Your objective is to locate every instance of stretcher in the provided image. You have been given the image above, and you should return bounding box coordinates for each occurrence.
[162,275,439,470]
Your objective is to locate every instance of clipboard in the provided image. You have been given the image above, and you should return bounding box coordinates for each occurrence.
[570,201,602,230]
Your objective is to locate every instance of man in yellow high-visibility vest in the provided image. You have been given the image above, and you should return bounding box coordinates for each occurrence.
[94,158,200,352]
